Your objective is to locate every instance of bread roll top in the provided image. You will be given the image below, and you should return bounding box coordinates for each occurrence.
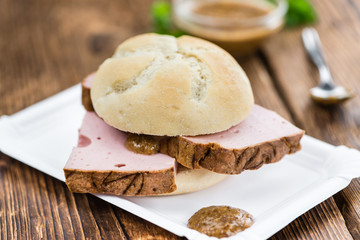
[91,33,254,136]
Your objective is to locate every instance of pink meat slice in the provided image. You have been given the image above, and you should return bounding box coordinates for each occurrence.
[184,105,303,148]
[65,112,175,172]
[82,72,95,88]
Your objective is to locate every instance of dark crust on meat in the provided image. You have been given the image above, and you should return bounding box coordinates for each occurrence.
[82,80,94,111]
[64,167,176,196]
[159,133,304,174]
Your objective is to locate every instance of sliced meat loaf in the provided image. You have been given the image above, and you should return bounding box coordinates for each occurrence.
[64,111,176,196]
[160,105,304,174]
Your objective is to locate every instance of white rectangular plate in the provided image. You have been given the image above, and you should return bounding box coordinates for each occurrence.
[1,85,360,240]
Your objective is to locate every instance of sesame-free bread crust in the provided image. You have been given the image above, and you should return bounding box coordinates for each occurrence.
[90,33,254,136]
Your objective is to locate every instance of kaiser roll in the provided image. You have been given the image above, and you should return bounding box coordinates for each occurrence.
[91,33,254,136]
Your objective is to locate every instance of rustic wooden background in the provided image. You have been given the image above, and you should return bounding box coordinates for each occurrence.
[1,0,359,239]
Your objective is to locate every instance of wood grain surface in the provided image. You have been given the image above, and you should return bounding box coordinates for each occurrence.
[1,0,359,239]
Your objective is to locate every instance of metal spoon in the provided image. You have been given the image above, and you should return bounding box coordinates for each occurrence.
[301,27,355,105]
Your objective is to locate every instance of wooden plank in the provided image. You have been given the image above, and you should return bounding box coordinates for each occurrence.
[88,198,125,239]
[261,0,360,238]
[333,179,360,239]
[239,57,292,120]
[0,0,154,115]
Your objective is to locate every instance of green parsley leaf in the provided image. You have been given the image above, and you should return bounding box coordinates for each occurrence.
[286,0,317,27]
[151,1,185,37]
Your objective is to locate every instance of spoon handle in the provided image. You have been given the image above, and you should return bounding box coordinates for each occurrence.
[302,28,335,90]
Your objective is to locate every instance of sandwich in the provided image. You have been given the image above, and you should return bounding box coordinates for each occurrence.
[64,33,304,196]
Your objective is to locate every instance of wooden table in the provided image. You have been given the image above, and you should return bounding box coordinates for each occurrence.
[1,0,359,239]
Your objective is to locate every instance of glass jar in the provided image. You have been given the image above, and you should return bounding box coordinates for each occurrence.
[173,0,287,56]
